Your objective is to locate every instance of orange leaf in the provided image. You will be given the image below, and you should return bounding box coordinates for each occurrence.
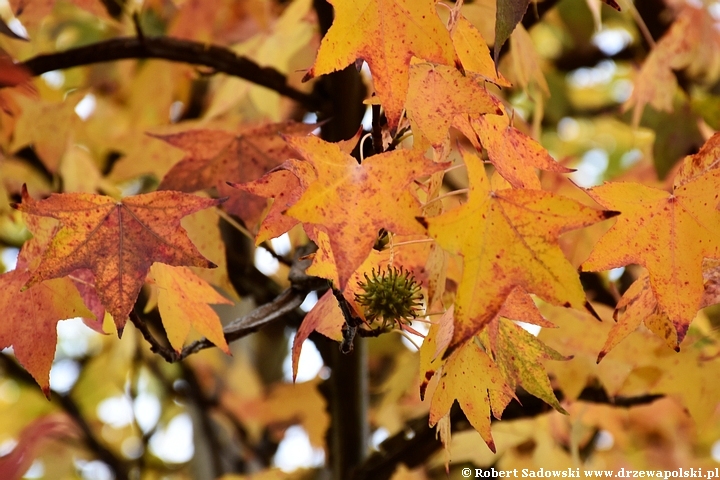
[303,0,458,130]
[405,62,502,148]
[0,269,93,393]
[149,263,232,354]
[455,106,572,190]
[598,271,678,362]
[424,149,614,355]
[291,290,344,381]
[284,135,446,288]
[582,151,720,345]
[157,122,315,227]
[14,186,222,331]
[0,54,30,88]
[230,158,316,244]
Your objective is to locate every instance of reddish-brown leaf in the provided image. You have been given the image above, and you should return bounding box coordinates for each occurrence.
[0,269,93,393]
[14,186,222,331]
[157,122,315,227]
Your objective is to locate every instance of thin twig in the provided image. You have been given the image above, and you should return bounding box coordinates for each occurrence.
[371,103,384,155]
[423,188,469,207]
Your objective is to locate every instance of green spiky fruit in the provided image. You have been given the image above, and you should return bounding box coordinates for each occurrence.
[355,266,423,329]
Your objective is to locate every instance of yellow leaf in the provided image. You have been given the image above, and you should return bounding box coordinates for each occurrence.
[451,15,511,87]
[424,149,613,354]
[303,0,458,130]
[428,341,514,453]
[150,263,232,354]
[583,151,720,346]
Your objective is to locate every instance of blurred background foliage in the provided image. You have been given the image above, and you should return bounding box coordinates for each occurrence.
[2,0,720,479]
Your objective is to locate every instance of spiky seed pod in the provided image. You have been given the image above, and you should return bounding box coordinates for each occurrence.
[355,266,423,329]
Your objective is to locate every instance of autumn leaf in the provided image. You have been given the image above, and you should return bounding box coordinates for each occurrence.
[582,151,720,346]
[10,93,81,173]
[508,24,549,97]
[14,186,222,331]
[149,263,232,354]
[259,379,329,449]
[9,0,110,30]
[302,0,459,130]
[600,257,720,360]
[405,62,502,148]
[230,158,316,244]
[423,149,615,355]
[454,105,572,189]
[538,303,671,401]
[284,135,446,288]
[15,210,106,332]
[623,7,712,126]
[0,414,79,478]
[0,52,30,88]
[157,122,315,226]
[291,289,344,381]
[674,131,720,185]
[0,269,93,393]
[450,15,510,87]
[428,340,515,453]
[481,318,567,414]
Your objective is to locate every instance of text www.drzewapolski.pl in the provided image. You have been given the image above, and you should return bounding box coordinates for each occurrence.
[460,468,719,479]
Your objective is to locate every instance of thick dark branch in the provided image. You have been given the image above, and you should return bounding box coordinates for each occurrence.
[19,36,322,111]
[351,386,663,480]
[130,287,305,362]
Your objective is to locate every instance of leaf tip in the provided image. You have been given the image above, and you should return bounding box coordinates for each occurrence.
[416,216,429,229]
[585,301,602,321]
[301,70,314,83]
[419,370,435,401]
[602,0,621,11]
[597,351,607,363]
[603,210,621,219]
[487,439,497,454]
[41,385,51,400]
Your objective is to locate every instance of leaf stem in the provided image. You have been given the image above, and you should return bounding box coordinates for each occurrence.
[390,238,435,247]
[423,188,469,206]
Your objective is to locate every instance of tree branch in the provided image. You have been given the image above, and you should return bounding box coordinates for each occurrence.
[19,36,322,111]
[351,386,663,480]
[130,287,305,362]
